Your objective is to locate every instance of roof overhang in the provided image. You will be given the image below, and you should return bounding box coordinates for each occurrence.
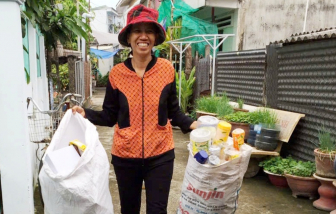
[92,30,119,46]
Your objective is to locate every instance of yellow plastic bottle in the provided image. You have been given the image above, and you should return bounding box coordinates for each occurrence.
[214,121,232,145]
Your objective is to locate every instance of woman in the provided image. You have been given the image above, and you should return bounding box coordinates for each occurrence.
[72,4,197,214]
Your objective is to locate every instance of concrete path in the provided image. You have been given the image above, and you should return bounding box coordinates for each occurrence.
[34,87,328,214]
[91,88,327,214]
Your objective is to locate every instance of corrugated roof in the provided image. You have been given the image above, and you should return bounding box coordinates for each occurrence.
[270,27,336,45]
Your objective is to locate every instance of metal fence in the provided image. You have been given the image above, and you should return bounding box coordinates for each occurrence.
[266,40,336,161]
[212,40,336,161]
[215,49,266,106]
[75,61,85,104]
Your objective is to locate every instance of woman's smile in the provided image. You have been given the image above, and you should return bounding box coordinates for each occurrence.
[128,22,157,56]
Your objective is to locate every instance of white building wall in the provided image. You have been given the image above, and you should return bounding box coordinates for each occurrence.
[236,0,336,50]
[27,22,38,183]
[0,2,50,213]
[118,0,141,27]
[26,22,49,186]
[0,1,34,213]
[91,9,108,32]
[98,57,114,76]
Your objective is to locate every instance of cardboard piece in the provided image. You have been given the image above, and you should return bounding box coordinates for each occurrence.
[44,145,80,174]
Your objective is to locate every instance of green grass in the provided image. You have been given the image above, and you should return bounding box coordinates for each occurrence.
[224,108,278,125]
[249,108,277,127]
[318,127,336,154]
[237,97,244,109]
[195,93,234,118]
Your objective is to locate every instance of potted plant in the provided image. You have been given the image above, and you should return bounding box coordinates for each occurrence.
[314,127,336,178]
[234,97,249,113]
[251,108,280,151]
[195,93,233,119]
[284,160,320,199]
[223,108,278,145]
[223,111,252,140]
[259,156,290,188]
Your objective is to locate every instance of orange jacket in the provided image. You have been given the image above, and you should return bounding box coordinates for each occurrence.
[86,57,193,159]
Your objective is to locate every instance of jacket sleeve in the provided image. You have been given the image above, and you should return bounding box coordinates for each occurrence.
[84,80,118,127]
[167,75,194,134]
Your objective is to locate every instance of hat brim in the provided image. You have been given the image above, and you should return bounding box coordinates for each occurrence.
[118,20,166,47]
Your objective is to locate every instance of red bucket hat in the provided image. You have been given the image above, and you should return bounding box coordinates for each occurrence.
[118,4,166,47]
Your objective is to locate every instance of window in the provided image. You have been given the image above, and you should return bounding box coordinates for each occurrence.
[215,15,233,52]
[22,18,30,81]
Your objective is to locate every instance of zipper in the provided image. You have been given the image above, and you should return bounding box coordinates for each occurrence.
[141,78,145,166]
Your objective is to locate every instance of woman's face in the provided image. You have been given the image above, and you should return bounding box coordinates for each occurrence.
[127,22,157,58]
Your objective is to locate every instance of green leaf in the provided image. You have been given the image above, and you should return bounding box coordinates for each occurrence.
[25,67,30,84]
[23,45,29,53]
[70,6,76,16]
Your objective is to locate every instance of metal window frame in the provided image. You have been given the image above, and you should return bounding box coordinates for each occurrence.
[167,34,234,105]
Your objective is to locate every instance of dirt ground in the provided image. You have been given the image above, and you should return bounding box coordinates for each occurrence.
[34,88,328,214]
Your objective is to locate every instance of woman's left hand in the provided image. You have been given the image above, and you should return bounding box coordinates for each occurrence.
[189,121,199,130]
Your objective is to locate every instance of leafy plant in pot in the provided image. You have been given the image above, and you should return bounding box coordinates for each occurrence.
[314,127,336,178]
[284,160,320,199]
[195,93,233,119]
[234,97,249,113]
[259,156,291,188]
[251,108,280,151]
[223,111,252,141]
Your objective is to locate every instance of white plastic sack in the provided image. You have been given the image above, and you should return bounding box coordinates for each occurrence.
[39,110,113,214]
[177,141,252,214]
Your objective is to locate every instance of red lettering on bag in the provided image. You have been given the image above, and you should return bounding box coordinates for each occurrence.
[179,201,190,214]
[186,183,224,200]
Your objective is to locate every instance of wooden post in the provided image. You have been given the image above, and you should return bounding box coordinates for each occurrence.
[67,56,77,93]
[185,45,192,79]
[205,45,210,57]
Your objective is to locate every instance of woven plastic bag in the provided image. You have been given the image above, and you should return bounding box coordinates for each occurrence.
[177,140,252,214]
[39,110,113,214]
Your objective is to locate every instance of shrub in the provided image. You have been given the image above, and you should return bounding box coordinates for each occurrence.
[259,156,296,175]
[259,156,316,177]
[176,67,196,113]
[96,72,109,87]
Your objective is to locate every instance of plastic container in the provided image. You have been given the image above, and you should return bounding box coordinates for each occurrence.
[208,155,220,166]
[224,148,241,161]
[249,130,258,137]
[232,128,245,151]
[214,121,232,145]
[194,150,208,164]
[190,128,211,155]
[197,116,219,129]
[256,134,277,144]
[247,138,256,146]
[199,126,216,142]
[255,140,278,151]
[209,145,221,157]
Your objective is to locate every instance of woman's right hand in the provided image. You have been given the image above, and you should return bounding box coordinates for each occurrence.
[72,105,86,118]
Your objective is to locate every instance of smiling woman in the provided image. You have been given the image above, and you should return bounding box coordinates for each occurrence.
[127,22,157,75]
[72,4,198,214]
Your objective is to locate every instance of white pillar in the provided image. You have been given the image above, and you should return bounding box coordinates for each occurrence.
[0,0,34,213]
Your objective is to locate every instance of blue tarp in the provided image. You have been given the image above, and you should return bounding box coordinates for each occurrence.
[90,48,119,59]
